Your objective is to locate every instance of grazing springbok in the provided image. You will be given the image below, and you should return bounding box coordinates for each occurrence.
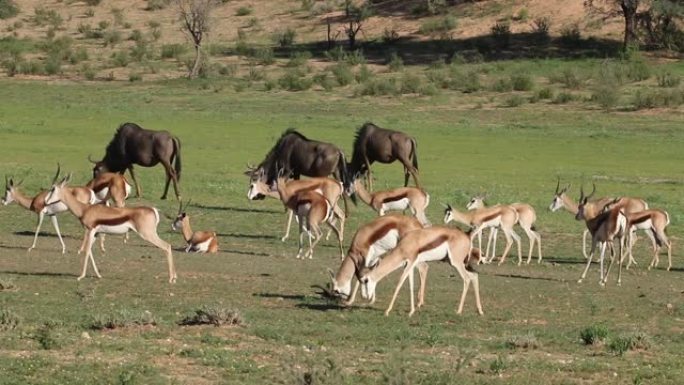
[45,174,177,283]
[575,185,627,286]
[351,176,431,227]
[245,129,350,192]
[171,200,218,253]
[2,167,95,254]
[358,226,483,317]
[247,173,345,242]
[466,195,542,264]
[86,172,132,207]
[549,179,650,266]
[89,122,182,200]
[274,173,344,259]
[602,199,672,271]
[348,122,419,191]
[328,214,426,306]
[443,203,522,265]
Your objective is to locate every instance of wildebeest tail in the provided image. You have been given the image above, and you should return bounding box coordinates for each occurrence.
[173,136,182,181]
[338,151,351,216]
[411,137,418,171]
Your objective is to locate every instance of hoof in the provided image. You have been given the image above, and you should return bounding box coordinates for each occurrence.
[577,279,583,283]
[280,237,288,242]
[77,276,84,281]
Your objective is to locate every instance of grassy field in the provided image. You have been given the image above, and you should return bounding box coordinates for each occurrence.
[0,78,683,384]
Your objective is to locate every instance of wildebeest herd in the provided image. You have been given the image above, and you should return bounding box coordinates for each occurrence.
[1,122,674,316]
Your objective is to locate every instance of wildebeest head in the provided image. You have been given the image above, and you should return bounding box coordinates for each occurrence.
[88,154,109,178]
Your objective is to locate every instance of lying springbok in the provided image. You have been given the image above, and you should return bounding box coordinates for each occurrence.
[603,199,672,271]
[575,185,627,286]
[45,174,177,283]
[466,195,542,264]
[358,226,483,317]
[351,176,430,226]
[274,173,344,259]
[328,214,425,306]
[171,200,219,253]
[247,172,345,242]
[549,179,650,265]
[2,166,95,254]
[443,203,522,265]
[86,172,132,207]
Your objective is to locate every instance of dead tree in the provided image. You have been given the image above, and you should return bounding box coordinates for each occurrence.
[176,0,217,78]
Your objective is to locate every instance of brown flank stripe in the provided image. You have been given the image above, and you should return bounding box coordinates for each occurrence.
[629,213,652,225]
[382,192,408,204]
[96,216,131,226]
[418,234,449,254]
[367,222,398,245]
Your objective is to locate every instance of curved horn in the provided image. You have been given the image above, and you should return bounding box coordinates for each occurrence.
[184,198,192,212]
[87,154,98,164]
[4,175,7,186]
[579,184,585,202]
[51,163,61,185]
[555,176,560,194]
[440,202,449,209]
[587,183,596,200]
[177,200,184,215]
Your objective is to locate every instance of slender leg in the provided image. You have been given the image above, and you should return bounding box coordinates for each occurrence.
[128,167,141,198]
[307,224,324,259]
[598,242,608,285]
[343,280,360,306]
[138,228,176,283]
[407,267,416,316]
[281,209,294,242]
[160,160,180,200]
[98,234,106,253]
[79,229,97,280]
[487,227,498,262]
[384,265,413,316]
[579,240,597,283]
[28,212,46,252]
[78,229,88,254]
[364,156,373,192]
[296,220,305,259]
[523,226,535,264]
[535,230,543,263]
[49,215,66,254]
[326,218,345,260]
[416,262,429,308]
[582,229,590,259]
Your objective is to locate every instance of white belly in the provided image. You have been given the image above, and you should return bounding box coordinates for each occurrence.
[95,187,109,202]
[366,229,400,267]
[631,219,652,231]
[382,198,410,212]
[97,223,134,235]
[189,238,212,252]
[416,242,449,263]
[44,202,68,215]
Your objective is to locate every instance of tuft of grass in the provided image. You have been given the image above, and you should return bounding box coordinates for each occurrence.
[286,51,312,68]
[179,306,244,327]
[387,52,404,72]
[236,6,253,16]
[161,43,187,60]
[552,92,577,104]
[491,22,511,48]
[491,77,513,92]
[273,28,296,47]
[0,0,19,20]
[489,355,507,374]
[503,94,526,107]
[32,7,63,29]
[89,309,157,330]
[592,83,620,111]
[511,73,534,91]
[551,68,584,89]
[0,277,16,291]
[145,0,169,11]
[111,49,130,67]
[506,333,541,349]
[103,30,123,47]
[355,77,399,96]
[129,73,143,82]
[657,71,681,88]
[254,47,275,65]
[608,332,652,356]
[633,89,684,109]
[419,15,457,35]
[536,87,553,100]
[313,72,336,91]
[0,308,20,330]
[84,0,102,5]
[331,63,354,86]
[580,324,609,345]
[33,321,61,350]
[278,70,313,91]
[560,23,582,47]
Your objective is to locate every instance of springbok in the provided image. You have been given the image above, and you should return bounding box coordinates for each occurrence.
[171,200,218,253]
[602,199,672,271]
[328,214,425,306]
[86,172,132,207]
[443,203,522,265]
[351,176,430,226]
[575,185,627,286]
[2,166,95,254]
[466,195,542,264]
[247,173,345,242]
[549,179,649,266]
[274,173,344,259]
[358,226,483,317]
[45,174,177,283]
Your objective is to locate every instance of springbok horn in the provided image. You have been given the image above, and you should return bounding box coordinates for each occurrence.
[4,175,7,186]
[327,268,335,280]
[185,198,192,212]
[555,177,560,194]
[164,213,175,220]
[52,163,61,185]
[15,178,24,186]
[177,200,183,215]
[440,202,449,208]
[579,184,585,202]
[587,183,596,200]
[87,154,98,164]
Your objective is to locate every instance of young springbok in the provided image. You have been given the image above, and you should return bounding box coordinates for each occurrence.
[443,203,522,265]
[45,174,177,283]
[247,173,345,242]
[575,185,627,286]
[2,167,95,254]
[171,200,219,253]
[602,199,672,271]
[274,174,344,259]
[328,214,426,306]
[351,176,430,226]
[358,226,483,317]
[549,179,649,265]
[466,195,542,264]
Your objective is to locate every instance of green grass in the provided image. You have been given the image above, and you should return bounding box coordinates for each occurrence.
[0,79,682,383]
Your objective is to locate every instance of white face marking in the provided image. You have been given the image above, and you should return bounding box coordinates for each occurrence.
[549,196,563,212]
[360,276,377,300]
[2,187,13,205]
[171,215,184,231]
[45,186,61,205]
[443,209,453,224]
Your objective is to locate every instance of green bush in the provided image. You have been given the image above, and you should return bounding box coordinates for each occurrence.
[491,22,511,48]
[657,71,681,87]
[161,43,187,59]
[531,17,551,44]
[33,7,63,29]
[278,71,313,91]
[129,73,142,82]
[112,49,130,67]
[179,306,244,327]
[286,51,312,68]
[552,92,577,104]
[18,60,44,75]
[145,0,169,11]
[0,308,20,330]
[491,77,513,92]
[103,30,122,47]
[449,69,481,93]
[313,72,336,91]
[356,77,399,96]
[580,324,609,345]
[81,63,96,80]
[273,28,296,47]
[331,63,354,86]
[34,321,61,350]
[356,64,373,83]
[68,47,89,64]
[387,52,404,72]
[419,15,457,35]
[536,87,553,99]
[90,309,157,330]
[511,73,534,91]
[626,58,651,82]
[608,332,651,356]
[236,6,253,16]
[551,68,583,89]
[592,83,620,111]
[254,47,275,65]
[345,49,366,66]
[0,0,19,20]
[503,94,526,107]
[560,24,582,47]
[400,73,423,94]
[633,89,683,109]
[129,39,152,62]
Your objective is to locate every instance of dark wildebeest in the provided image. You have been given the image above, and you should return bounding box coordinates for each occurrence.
[89,122,182,200]
[348,122,419,192]
[245,129,350,192]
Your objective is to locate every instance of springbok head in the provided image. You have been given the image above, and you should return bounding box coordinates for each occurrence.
[45,173,72,206]
[549,177,570,212]
[358,259,380,302]
[575,183,596,221]
[327,267,352,300]
[466,192,488,210]
[88,155,108,178]
[442,203,455,224]
[172,199,192,231]
[246,165,268,200]
[2,175,23,205]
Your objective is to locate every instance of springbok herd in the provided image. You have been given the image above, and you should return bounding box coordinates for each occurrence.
[1,122,674,317]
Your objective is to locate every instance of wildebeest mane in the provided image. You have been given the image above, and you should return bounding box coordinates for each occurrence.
[258,128,308,174]
[105,123,140,158]
[352,122,376,153]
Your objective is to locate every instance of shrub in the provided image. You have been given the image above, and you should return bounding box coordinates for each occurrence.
[552,68,583,89]
[511,73,534,91]
[84,8,95,18]
[129,73,142,82]
[286,51,312,68]
[449,70,481,93]
[345,50,366,66]
[33,7,63,29]
[419,15,457,35]
[506,333,540,349]
[400,72,423,94]
[112,49,130,67]
[0,308,19,330]
[313,72,335,91]
[161,43,187,59]
[129,29,143,42]
[382,28,400,43]
[387,52,403,72]
[111,7,125,26]
[68,47,89,64]
[218,63,237,76]
[145,0,169,11]
[273,28,296,47]
[592,83,620,111]
[552,92,576,104]
[633,89,683,109]
[34,321,61,350]
[626,58,651,82]
[491,77,513,92]
[18,60,44,75]
[77,22,92,36]
[0,0,19,20]
[657,71,681,88]
[331,63,354,86]
[580,324,609,345]
[179,306,244,327]
[236,6,253,16]
[278,71,313,91]
[129,39,152,62]
[246,65,265,81]
[90,309,157,330]
[536,87,553,99]
[356,64,372,83]
[103,30,122,47]
[531,17,551,44]
[516,8,529,21]
[560,24,582,47]
[254,47,275,65]
[491,22,511,48]
[608,332,651,356]
[356,77,399,96]
[81,63,96,80]
[84,0,102,5]
[0,277,16,291]
[98,20,110,30]
[503,94,526,107]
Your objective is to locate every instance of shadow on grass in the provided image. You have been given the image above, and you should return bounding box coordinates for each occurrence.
[193,204,281,214]
[13,231,80,240]
[218,232,276,240]
[0,269,77,278]
[489,272,564,282]
[222,248,270,257]
[253,292,306,300]
[543,257,589,265]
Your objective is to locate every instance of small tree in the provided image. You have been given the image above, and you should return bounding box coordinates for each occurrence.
[343,0,372,49]
[176,0,217,78]
[584,0,640,49]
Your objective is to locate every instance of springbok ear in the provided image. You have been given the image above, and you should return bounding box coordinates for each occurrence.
[8,178,14,187]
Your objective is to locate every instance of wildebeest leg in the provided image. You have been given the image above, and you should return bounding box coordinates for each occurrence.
[128,166,142,198]
[160,160,180,200]
[399,157,420,188]
[364,156,373,192]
